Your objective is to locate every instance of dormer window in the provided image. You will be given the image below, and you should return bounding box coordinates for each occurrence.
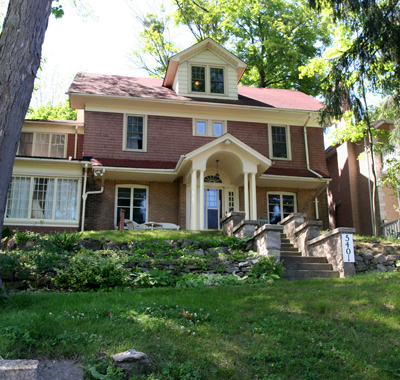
[210,68,224,94]
[192,66,206,92]
[190,65,225,95]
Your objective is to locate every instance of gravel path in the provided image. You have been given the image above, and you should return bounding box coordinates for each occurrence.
[37,359,83,380]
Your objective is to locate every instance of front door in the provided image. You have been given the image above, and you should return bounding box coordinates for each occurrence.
[204,188,222,229]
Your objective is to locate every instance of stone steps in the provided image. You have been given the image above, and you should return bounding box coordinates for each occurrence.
[280,234,339,280]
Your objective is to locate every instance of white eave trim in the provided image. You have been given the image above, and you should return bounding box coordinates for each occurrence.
[259,174,331,183]
[69,92,322,118]
[14,157,91,165]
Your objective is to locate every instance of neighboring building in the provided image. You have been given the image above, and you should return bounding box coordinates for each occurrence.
[326,120,399,236]
[4,38,330,232]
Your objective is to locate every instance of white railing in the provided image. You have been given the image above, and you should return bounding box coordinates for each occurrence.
[381,218,400,238]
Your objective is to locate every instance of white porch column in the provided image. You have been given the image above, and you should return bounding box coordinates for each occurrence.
[250,172,257,220]
[191,169,198,230]
[199,169,205,230]
[244,172,249,220]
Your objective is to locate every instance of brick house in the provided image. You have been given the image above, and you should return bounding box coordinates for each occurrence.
[326,120,399,236]
[4,38,331,232]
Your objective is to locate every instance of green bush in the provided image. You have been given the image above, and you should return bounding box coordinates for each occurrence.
[54,250,131,291]
[1,226,12,239]
[249,255,285,279]
[132,269,176,288]
[47,230,82,252]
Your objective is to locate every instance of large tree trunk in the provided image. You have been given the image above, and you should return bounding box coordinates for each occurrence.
[0,0,53,232]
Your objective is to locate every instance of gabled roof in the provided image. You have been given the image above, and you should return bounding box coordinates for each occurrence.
[163,38,247,87]
[68,73,323,112]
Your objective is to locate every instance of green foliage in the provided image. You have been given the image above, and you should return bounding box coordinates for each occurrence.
[14,229,38,244]
[129,7,179,78]
[223,235,251,250]
[54,250,131,291]
[27,100,77,120]
[1,226,12,239]
[47,230,82,253]
[83,356,125,380]
[248,256,285,279]
[132,269,176,288]
[174,0,331,95]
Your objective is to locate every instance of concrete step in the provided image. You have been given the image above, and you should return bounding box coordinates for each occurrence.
[282,262,333,271]
[280,245,299,251]
[281,251,302,256]
[282,269,340,280]
[280,256,328,264]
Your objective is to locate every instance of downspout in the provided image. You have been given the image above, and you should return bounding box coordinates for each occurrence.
[364,136,375,233]
[81,165,105,232]
[303,113,329,219]
[74,125,78,159]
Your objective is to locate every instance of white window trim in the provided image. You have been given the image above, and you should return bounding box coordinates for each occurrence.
[189,64,226,96]
[5,175,82,226]
[266,191,297,224]
[193,119,226,137]
[114,184,149,226]
[18,132,68,158]
[268,124,292,161]
[122,114,148,152]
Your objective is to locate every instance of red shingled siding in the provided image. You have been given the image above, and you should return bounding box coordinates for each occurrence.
[83,112,328,177]
[67,134,84,159]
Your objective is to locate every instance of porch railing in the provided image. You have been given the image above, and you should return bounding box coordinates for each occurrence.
[381,218,400,238]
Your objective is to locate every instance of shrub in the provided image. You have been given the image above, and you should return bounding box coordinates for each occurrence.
[54,250,131,291]
[223,235,252,250]
[1,226,12,239]
[47,230,82,252]
[132,269,176,288]
[248,255,285,279]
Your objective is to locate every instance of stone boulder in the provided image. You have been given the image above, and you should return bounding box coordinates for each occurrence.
[111,349,151,377]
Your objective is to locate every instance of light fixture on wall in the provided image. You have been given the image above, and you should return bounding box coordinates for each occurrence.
[215,160,220,179]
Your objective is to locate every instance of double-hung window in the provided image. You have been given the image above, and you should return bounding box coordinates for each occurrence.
[17,132,66,158]
[6,176,79,222]
[124,115,147,152]
[267,192,296,224]
[269,125,291,160]
[191,65,225,95]
[116,185,148,225]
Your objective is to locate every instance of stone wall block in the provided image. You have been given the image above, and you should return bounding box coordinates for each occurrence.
[279,213,307,244]
[233,220,258,239]
[221,212,245,237]
[307,228,356,278]
[0,360,39,380]
[294,221,323,256]
[252,224,283,258]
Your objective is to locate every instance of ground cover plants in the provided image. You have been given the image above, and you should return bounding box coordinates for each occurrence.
[0,272,399,379]
[1,229,400,379]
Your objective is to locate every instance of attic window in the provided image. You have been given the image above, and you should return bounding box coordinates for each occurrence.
[190,65,225,95]
[192,66,205,92]
[210,68,224,94]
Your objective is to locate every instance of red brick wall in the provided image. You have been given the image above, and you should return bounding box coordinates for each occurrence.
[4,225,79,234]
[83,112,329,175]
[67,133,84,159]
[84,177,180,231]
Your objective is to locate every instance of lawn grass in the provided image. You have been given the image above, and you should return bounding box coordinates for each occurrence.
[1,272,400,379]
[81,229,223,242]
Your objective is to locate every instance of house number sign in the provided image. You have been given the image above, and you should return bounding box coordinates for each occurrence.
[342,234,355,262]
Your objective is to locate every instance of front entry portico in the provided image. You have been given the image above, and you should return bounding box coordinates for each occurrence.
[178,133,272,230]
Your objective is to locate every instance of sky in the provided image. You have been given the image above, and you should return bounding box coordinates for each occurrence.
[25,0,194,107]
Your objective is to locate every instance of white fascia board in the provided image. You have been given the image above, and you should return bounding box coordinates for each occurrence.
[70,93,322,127]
